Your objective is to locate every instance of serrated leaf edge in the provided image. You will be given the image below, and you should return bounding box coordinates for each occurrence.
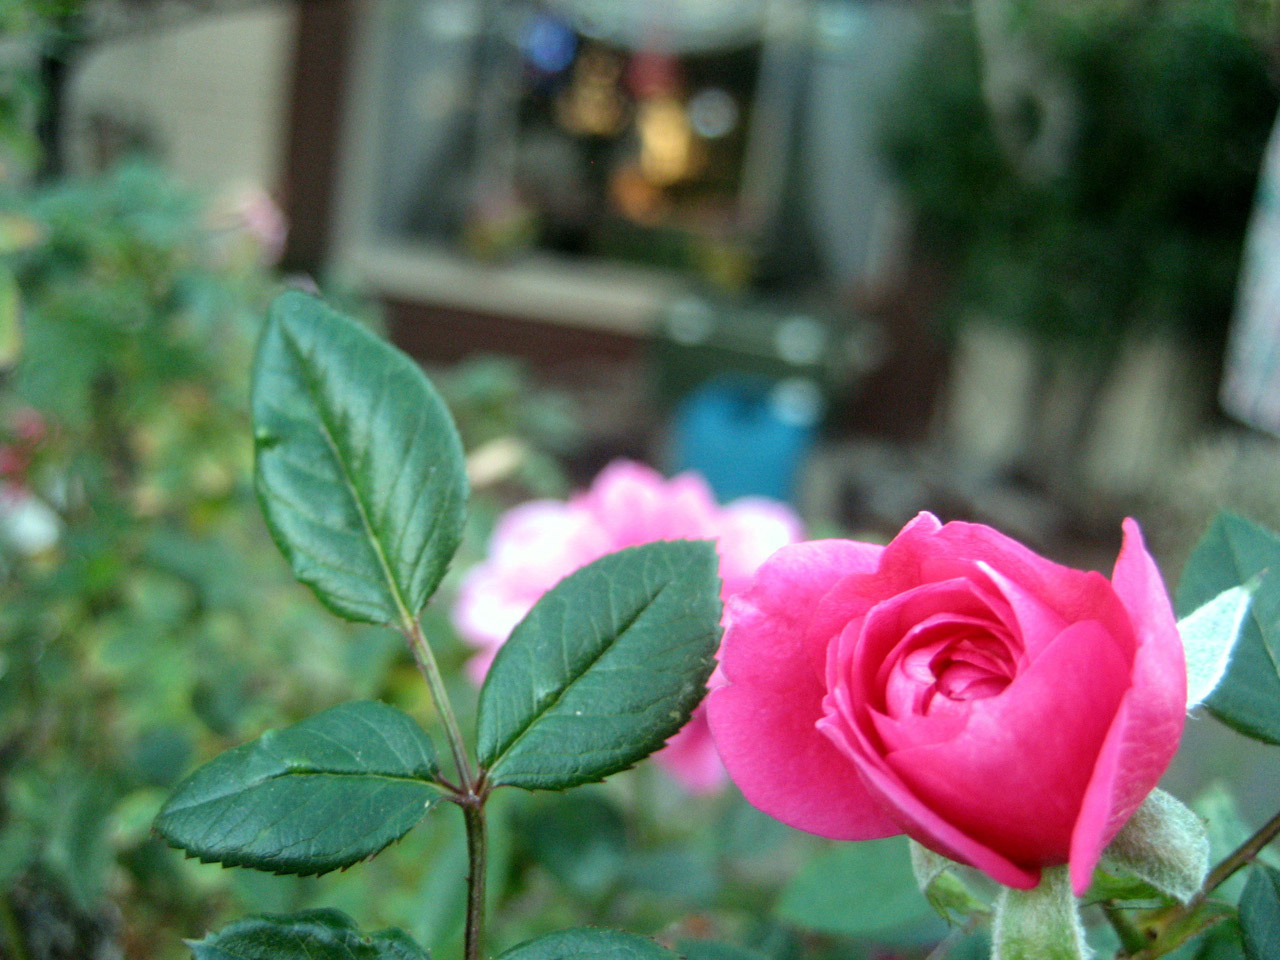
[480,540,720,788]
[252,292,467,627]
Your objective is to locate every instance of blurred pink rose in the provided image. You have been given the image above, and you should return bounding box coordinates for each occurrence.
[210,184,288,265]
[453,459,803,793]
[707,512,1186,893]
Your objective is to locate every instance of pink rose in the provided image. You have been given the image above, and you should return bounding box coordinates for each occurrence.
[453,459,803,793]
[707,512,1185,893]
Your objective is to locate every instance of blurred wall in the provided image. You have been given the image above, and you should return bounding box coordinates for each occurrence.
[64,4,297,191]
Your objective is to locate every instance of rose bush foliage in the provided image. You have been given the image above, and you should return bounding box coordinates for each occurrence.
[708,512,1186,894]
[453,459,802,793]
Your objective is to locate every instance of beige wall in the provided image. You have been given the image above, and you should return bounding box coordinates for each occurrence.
[65,4,296,191]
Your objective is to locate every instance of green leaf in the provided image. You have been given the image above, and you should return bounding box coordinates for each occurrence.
[188,908,429,960]
[991,867,1087,960]
[476,540,722,790]
[1100,788,1209,904]
[677,941,771,960]
[1241,866,1280,960]
[524,792,627,897]
[1177,513,1280,743]
[156,701,441,875]
[623,846,719,903]
[777,836,938,938]
[252,291,467,626]
[1180,581,1258,708]
[495,928,682,960]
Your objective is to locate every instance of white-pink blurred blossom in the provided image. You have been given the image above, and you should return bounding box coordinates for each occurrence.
[452,459,803,794]
[209,184,288,265]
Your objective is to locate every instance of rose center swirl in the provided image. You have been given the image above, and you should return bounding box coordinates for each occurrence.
[887,615,1020,716]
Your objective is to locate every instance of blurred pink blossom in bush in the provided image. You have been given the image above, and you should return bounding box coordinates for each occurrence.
[209,184,288,265]
[452,459,803,793]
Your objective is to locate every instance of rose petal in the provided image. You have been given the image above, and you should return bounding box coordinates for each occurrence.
[452,566,537,651]
[580,461,719,545]
[798,518,948,680]
[923,521,1133,638]
[876,620,1129,867]
[968,561,1072,659]
[489,499,606,572]
[1069,699,1129,894]
[818,691,1041,889]
[709,539,899,839]
[867,511,946,586]
[1069,519,1186,894]
[451,500,606,659]
[845,579,1002,714]
[465,645,499,685]
[654,704,727,795]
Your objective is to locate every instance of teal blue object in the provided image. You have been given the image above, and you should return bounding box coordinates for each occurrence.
[671,376,819,503]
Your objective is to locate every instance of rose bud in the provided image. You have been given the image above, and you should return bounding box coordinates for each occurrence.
[707,512,1186,894]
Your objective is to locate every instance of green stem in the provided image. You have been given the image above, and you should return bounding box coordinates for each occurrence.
[402,617,473,791]
[1100,901,1147,956]
[1126,806,1280,960]
[402,617,489,960]
[924,912,984,960]
[1189,805,1280,911]
[463,801,487,960]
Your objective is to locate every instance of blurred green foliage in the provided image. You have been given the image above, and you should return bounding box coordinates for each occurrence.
[0,162,411,957]
[885,0,1278,354]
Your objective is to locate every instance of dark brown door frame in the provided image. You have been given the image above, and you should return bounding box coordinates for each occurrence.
[280,0,356,275]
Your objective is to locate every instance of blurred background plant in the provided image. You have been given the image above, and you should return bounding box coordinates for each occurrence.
[3,0,1280,958]
[0,159,401,958]
[885,0,1278,502]
[0,155,618,958]
[890,2,1275,352]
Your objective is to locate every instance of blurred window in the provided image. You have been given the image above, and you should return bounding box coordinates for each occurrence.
[365,0,792,285]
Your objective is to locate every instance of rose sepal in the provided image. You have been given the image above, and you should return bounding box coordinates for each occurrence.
[992,866,1090,960]
[909,840,990,923]
[1097,788,1209,905]
[1178,578,1259,709]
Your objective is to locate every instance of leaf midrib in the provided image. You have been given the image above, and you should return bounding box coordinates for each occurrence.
[484,573,673,778]
[282,323,418,629]
[163,769,439,816]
